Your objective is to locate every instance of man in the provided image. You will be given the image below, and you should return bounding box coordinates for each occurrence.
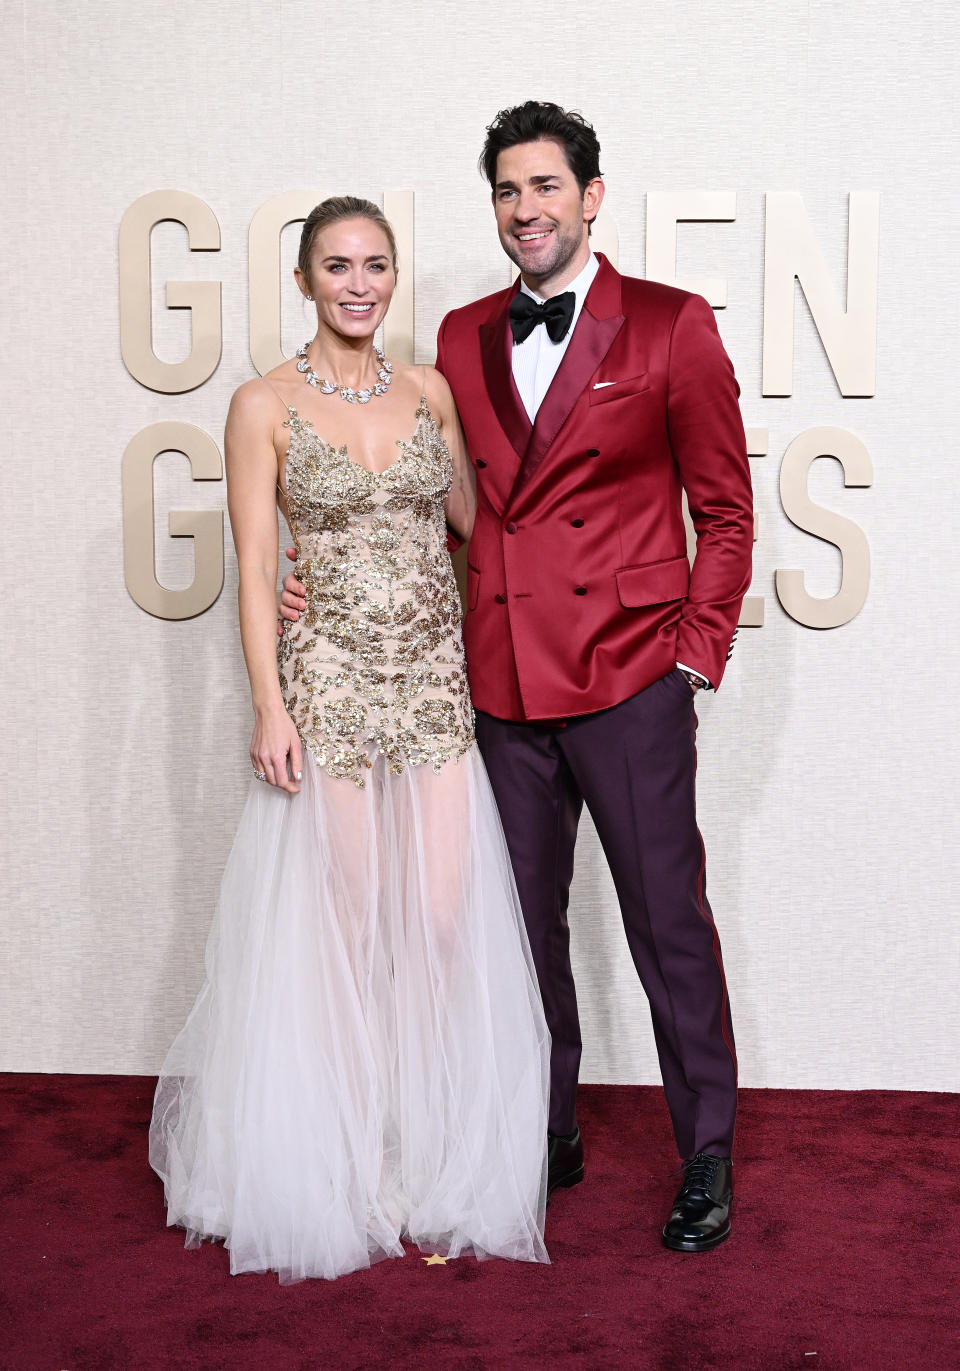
[282,102,753,1251]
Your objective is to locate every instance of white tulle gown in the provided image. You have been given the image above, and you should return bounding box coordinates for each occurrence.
[149,395,550,1281]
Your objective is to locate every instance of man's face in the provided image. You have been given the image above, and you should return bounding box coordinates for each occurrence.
[492,139,603,289]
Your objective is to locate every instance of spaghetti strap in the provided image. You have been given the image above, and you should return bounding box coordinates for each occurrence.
[259,375,294,415]
[256,377,294,503]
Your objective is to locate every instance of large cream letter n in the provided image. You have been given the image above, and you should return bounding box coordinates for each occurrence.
[763,191,879,397]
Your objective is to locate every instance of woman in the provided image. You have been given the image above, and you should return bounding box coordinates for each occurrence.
[149,197,550,1282]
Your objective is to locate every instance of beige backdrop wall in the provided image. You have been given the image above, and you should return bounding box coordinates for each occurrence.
[2,1,958,1089]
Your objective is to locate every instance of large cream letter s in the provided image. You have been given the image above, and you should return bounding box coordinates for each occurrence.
[776,427,872,628]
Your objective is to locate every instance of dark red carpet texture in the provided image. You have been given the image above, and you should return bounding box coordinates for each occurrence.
[1,1077,957,1371]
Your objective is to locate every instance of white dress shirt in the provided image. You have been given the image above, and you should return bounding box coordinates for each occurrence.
[510,252,600,422]
[508,251,711,689]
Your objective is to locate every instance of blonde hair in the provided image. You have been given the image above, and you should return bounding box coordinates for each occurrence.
[298,197,398,285]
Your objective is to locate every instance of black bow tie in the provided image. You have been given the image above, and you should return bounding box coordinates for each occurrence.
[509,290,576,345]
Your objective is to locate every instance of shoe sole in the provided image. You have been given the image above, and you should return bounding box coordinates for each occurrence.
[661,1221,731,1253]
[547,1164,585,1198]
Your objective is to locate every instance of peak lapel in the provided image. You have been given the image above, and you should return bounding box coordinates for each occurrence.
[479,285,532,460]
[511,255,625,498]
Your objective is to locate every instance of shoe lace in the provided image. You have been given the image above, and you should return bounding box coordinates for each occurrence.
[676,1153,722,1194]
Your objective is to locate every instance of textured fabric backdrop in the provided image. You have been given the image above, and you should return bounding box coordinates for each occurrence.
[1,1,957,1085]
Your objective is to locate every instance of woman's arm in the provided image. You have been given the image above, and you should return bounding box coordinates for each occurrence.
[427,369,476,542]
[225,380,303,794]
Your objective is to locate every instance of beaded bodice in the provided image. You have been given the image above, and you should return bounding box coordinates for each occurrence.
[277,398,474,787]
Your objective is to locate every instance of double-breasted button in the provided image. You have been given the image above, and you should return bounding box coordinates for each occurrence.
[476,459,487,468]
[505,522,517,535]
[574,586,587,596]
[586,448,600,457]
[571,518,584,528]
[494,593,507,604]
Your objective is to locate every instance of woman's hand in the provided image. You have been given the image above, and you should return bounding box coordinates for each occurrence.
[250,706,304,794]
[277,547,307,635]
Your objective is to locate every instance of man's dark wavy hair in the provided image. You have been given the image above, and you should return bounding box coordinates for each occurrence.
[479,101,603,195]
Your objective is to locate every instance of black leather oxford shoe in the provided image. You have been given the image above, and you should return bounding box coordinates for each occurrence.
[661,1153,732,1252]
[547,1127,585,1196]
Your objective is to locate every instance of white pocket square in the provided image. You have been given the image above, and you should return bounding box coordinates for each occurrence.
[593,381,615,389]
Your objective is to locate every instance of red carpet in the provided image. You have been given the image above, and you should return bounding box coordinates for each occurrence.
[2,1076,957,1371]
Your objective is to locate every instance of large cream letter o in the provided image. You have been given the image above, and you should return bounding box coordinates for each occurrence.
[249,189,418,372]
[248,190,326,375]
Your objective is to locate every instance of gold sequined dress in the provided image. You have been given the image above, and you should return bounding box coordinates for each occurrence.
[149,397,550,1283]
[277,398,474,785]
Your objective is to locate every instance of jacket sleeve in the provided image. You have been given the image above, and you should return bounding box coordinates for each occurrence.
[666,293,753,689]
[435,311,450,377]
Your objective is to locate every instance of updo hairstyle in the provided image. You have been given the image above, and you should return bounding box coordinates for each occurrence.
[298,197,399,290]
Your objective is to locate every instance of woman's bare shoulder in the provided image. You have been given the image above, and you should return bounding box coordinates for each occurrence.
[229,368,295,424]
[420,366,456,421]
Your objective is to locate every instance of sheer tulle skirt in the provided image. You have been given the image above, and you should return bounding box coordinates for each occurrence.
[148,743,550,1282]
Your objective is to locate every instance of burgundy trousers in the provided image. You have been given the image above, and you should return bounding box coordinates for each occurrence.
[474,668,737,1159]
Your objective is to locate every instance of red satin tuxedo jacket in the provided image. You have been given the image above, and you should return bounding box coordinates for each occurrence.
[435,254,753,722]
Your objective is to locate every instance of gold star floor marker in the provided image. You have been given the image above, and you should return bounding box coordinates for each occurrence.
[421,1253,448,1265]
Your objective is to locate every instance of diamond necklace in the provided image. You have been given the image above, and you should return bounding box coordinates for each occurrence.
[295,340,393,405]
